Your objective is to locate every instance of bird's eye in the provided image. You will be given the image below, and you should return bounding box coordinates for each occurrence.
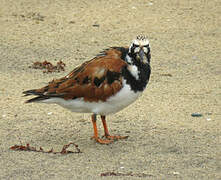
[133,44,139,48]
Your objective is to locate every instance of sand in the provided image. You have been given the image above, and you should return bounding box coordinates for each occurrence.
[0,0,220,179]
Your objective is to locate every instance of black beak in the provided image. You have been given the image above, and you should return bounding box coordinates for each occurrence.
[136,48,145,62]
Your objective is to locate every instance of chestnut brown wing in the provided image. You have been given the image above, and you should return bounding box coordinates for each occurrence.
[23,48,128,102]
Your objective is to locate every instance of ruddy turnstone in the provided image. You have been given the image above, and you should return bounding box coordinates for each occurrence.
[23,35,151,144]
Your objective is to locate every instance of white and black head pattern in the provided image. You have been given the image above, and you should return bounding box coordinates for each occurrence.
[127,35,151,65]
[130,35,150,50]
[122,35,151,93]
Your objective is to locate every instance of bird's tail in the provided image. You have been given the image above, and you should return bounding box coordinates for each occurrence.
[23,89,50,103]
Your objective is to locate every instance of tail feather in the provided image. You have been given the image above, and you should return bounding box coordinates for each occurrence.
[23,89,43,96]
[25,96,50,103]
[23,89,48,103]
[23,89,64,103]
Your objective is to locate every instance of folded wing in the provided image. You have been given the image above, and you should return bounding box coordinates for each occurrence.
[23,47,128,103]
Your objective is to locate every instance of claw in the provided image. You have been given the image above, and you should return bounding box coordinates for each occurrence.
[104,135,129,141]
[91,136,113,144]
[91,114,128,144]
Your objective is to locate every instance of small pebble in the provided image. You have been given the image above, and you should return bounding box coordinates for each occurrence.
[48,112,53,115]
[148,2,153,6]
[191,113,203,117]
[192,56,197,60]
[173,171,180,175]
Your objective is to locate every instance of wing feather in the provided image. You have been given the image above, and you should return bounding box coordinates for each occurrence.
[24,47,128,102]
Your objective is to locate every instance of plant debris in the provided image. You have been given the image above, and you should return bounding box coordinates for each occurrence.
[10,142,81,154]
[29,60,66,73]
[100,172,152,177]
[12,12,45,21]
[92,24,100,27]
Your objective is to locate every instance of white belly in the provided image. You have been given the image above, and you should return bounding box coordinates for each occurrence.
[41,80,141,115]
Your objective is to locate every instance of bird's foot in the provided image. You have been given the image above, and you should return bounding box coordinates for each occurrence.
[103,134,129,141]
[91,136,113,144]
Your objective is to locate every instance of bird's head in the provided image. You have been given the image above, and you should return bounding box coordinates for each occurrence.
[128,35,151,65]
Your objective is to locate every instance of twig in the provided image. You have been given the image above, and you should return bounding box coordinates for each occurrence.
[100,171,152,177]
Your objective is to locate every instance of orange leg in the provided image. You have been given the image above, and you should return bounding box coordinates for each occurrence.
[101,115,128,140]
[91,114,113,144]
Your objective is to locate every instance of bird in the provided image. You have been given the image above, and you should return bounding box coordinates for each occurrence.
[23,35,151,144]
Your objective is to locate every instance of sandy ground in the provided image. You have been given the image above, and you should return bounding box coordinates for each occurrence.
[0,0,220,179]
